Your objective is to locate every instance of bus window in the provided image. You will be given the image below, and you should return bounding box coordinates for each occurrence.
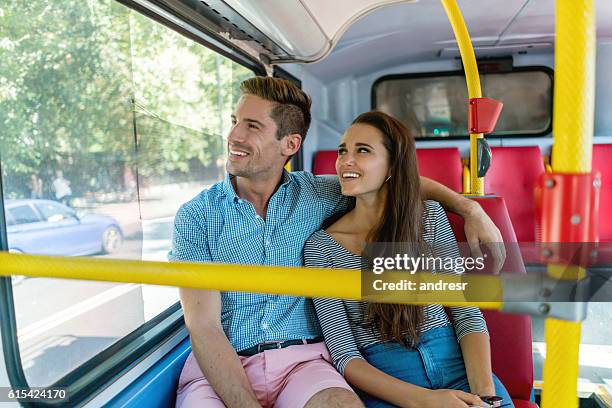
[7,205,41,226]
[0,0,252,388]
[373,69,553,138]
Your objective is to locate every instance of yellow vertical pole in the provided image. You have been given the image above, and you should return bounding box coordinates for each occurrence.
[440,0,484,195]
[542,1,596,407]
[551,2,595,174]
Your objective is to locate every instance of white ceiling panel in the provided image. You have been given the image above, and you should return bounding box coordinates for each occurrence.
[299,0,526,80]
[292,0,612,81]
[500,0,612,45]
[302,0,415,42]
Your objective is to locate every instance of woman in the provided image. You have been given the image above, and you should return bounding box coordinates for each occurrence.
[304,111,513,408]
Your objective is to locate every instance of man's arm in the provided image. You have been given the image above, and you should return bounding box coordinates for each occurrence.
[420,176,506,271]
[180,289,261,408]
[172,204,260,407]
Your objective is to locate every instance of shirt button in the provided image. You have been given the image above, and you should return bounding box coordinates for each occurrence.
[261,322,269,330]
[265,239,271,246]
[237,199,243,204]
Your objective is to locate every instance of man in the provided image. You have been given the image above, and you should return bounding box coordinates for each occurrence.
[171,76,504,408]
[52,170,72,206]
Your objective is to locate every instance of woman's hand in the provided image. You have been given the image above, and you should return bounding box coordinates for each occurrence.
[418,389,488,408]
[472,385,497,398]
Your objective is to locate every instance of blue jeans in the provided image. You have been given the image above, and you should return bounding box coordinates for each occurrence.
[360,326,514,408]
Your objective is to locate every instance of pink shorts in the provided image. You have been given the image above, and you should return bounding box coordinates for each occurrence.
[176,342,353,408]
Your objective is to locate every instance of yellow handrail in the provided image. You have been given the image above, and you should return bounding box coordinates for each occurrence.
[462,163,471,194]
[440,0,484,195]
[442,1,595,405]
[542,1,596,407]
[0,253,504,309]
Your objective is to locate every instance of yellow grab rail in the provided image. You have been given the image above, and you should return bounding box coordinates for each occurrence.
[542,1,596,407]
[0,253,360,300]
[0,253,507,308]
[462,163,471,194]
[441,0,484,195]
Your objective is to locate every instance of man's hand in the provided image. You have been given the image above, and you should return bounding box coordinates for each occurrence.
[462,200,506,273]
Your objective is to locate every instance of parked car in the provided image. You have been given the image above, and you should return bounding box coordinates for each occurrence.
[5,199,123,257]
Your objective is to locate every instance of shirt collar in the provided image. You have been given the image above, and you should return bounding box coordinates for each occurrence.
[279,169,292,187]
[221,174,239,201]
[221,170,293,202]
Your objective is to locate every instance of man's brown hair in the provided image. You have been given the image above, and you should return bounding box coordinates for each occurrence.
[240,76,312,143]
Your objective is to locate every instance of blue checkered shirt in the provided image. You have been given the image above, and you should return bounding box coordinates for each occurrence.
[169,171,351,352]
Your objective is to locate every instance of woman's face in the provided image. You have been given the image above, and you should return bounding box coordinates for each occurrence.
[336,123,390,197]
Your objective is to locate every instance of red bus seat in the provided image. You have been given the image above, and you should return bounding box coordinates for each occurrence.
[592,144,612,264]
[312,150,337,175]
[485,147,545,243]
[445,196,536,408]
[593,144,612,242]
[416,148,463,192]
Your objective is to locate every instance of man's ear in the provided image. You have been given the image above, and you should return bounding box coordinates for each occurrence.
[281,133,302,157]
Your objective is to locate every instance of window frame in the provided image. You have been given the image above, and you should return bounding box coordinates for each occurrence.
[371,66,555,140]
[115,0,266,77]
[0,1,262,405]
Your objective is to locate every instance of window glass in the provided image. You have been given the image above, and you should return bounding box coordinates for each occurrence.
[35,202,76,222]
[0,0,252,387]
[8,206,41,225]
[373,70,552,137]
[5,211,16,226]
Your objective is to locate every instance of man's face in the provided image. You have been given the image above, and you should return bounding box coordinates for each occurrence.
[226,95,286,178]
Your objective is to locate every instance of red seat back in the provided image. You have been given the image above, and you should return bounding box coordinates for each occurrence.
[312,150,337,175]
[416,148,463,193]
[485,147,545,242]
[593,144,612,242]
[445,196,534,403]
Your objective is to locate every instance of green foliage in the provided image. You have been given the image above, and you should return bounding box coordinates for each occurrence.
[0,0,252,198]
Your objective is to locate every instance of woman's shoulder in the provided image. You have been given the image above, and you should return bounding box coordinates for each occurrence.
[306,229,331,244]
[423,200,451,224]
[423,199,443,214]
[305,229,339,254]
[304,230,338,267]
[422,200,450,241]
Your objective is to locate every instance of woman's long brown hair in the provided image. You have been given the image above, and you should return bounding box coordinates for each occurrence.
[353,111,426,347]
